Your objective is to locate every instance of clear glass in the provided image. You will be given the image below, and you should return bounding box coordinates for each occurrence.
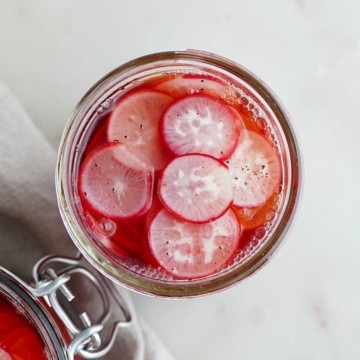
[56,50,302,298]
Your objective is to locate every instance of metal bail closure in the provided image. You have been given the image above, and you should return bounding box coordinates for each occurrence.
[25,254,132,360]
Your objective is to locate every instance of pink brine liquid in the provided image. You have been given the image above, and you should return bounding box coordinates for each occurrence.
[78,72,285,280]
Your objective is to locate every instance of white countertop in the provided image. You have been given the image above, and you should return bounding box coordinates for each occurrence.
[1,0,359,359]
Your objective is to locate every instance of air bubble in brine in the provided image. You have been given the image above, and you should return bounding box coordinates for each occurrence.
[98,218,116,236]
[255,227,266,239]
[265,210,275,222]
[257,117,267,129]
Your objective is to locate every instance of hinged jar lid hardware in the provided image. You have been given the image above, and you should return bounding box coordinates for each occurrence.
[15,254,132,360]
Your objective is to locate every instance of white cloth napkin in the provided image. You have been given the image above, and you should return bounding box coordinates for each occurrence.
[0,82,175,360]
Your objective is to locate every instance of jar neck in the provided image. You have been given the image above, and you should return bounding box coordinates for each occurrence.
[0,254,133,359]
[57,50,301,297]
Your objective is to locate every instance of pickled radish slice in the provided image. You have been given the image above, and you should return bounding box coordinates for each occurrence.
[158,154,233,223]
[161,94,240,159]
[226,131,281,207]
[149,209,241,278]
[79,144,153,218]
[233,193,280,230]
[107,90,174,170]
[0,349,12,360]
[155,74,237,100]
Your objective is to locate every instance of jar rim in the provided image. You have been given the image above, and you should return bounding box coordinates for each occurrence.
[56,50,303,298]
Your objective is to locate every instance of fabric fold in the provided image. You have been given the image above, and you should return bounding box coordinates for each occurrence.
[0,82,174,360]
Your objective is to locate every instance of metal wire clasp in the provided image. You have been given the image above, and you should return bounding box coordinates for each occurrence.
[25,254,132,359]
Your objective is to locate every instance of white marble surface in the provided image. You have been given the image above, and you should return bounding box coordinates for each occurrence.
[1,0,359,359]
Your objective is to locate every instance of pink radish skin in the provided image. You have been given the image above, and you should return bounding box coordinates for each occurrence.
[225,130,282,208]
[149,208,241,279]
[154,73,237,100]
[158,154,234,223]
[79,144,154,219]
[107,90,174,170]
[160,94,241,159]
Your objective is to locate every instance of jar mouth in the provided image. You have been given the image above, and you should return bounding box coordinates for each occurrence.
[0,268,67,360]
[56,50,302,298]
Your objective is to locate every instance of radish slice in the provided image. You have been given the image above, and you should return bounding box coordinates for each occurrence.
[155,74,237,100]
[225,131,282,207]
[149,208,241,278]
[107,90,174,170]
[233,192,280,230]
[161,94,240,159]
[0,349,11,360]
[158,154,233,223]
[79,144,153,218]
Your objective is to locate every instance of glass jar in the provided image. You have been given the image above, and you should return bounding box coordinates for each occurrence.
[0,255,132,359]
[56,50,302,298]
